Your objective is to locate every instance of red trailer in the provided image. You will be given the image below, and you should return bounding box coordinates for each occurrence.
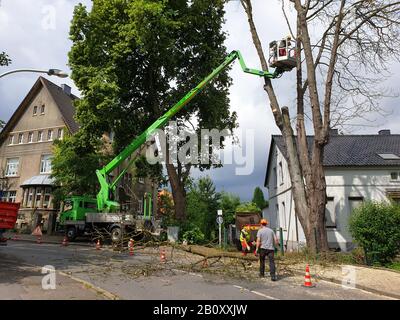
[0,201,20,245]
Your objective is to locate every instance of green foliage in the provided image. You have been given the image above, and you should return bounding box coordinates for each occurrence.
[0,52,11,66]
[185,176,220,240]
[236,202,261,213]
[51,133,106,201]
[182,226,205,244]
[68,0,236,158]
[349,201,400,265]
[252,187,268,209]
[0,119,5,130]
[68,0,236,221]
[219,192,241,225]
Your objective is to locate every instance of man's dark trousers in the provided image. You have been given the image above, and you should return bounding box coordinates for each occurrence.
[259,248,276,276]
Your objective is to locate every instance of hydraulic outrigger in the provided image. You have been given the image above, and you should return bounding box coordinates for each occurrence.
[59,44,295,242]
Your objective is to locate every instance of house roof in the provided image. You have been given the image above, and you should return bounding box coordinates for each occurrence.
[265,133,400,186]
[21,175,55,187]
[0,77,79,144]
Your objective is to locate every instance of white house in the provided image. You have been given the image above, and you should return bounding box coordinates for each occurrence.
[264,129,400,252]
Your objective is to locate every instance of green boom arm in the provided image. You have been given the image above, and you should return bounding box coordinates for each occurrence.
[96,50,284,212]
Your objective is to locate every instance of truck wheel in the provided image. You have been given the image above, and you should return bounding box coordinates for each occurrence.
[111,227,122,243]
[66,227,77,241]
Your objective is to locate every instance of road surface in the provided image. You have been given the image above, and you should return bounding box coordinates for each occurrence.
[0,241,393,300]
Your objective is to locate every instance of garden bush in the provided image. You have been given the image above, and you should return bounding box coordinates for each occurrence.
[182,227,205,245]
[349,201,400,265]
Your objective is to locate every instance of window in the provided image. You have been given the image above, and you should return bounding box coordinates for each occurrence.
[18,133,24,144]
[138,177,145,184]
[278,162,284,185]
[8,135,14,145]
[325,197,336,228]
[390,172,399,180]
[57,128,64,140]
[84,202,97,209]
[378,153,400,160]
[43,187,51,208]
[33,106,38,116]
[5,158,19,177]
[349,196,364,214]
[8,191,17,203]
[281,202,286,229]
[35,188,42,206]
[37,131,43,142]
[27,188,34,207]
[40,105,45,114]
[28,132,33,143]
[138,199,143,214]
[273,167,277,189]
[40,155,52,174]
[47,130,53,141]
[0,191,16,202]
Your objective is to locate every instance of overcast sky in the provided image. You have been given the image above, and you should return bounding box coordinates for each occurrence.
[1,0,399,201]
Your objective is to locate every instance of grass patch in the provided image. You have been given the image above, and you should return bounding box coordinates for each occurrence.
[386,261,400,271]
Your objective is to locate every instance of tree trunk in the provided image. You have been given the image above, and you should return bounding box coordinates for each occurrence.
[165,145,187,221]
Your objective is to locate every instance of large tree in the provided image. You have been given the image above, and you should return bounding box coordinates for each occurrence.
[240,0,400,251]
[67,0,236,220]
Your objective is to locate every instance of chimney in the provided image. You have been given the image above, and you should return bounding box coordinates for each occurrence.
[329,128,338,135]
[61,84,71,96]
[378,129,391,135]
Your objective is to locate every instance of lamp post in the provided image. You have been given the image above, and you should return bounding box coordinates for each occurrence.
[0,68,68,79]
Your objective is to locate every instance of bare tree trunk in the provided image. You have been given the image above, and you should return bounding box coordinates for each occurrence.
[165,145,187,221]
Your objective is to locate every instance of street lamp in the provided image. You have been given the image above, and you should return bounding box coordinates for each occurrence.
[0,68,69,79]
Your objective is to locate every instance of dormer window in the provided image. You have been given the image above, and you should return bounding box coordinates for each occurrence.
[33,106,38,116]
[40,105,45,115]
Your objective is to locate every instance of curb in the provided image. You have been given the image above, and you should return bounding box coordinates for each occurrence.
[59,271,120,300]
[290,269,399,300]
[6,237,94,247]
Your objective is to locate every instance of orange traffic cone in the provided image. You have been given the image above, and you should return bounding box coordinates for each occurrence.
[160,248,166,263]
[62,236,68,247]
[96,239,101,250]
[128,239,134,256]
[303,264,314,287]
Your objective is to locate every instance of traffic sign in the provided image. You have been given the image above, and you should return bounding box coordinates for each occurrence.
[216,216,223,225]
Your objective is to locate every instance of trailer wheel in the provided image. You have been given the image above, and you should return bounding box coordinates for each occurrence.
[66,227,77,241]
[111,227,122,243]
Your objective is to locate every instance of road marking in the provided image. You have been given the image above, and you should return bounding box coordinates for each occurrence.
[233,285,279,300]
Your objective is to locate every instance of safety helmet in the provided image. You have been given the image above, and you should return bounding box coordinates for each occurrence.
[260,219,268,226]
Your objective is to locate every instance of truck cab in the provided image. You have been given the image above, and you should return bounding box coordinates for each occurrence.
[59,196,98,225]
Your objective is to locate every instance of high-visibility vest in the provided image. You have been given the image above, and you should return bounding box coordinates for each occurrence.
[240,229,250,242]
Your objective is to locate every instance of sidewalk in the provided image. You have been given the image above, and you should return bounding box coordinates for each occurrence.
[3,231,93,247]
[288,263,400,299]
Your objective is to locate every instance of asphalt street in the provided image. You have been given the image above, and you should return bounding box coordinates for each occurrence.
[0,241,393,300]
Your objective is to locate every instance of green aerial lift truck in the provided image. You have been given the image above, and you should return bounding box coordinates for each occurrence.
[59,39,296,242]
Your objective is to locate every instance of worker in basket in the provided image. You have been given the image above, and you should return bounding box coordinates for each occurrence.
[240,225,252,256]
